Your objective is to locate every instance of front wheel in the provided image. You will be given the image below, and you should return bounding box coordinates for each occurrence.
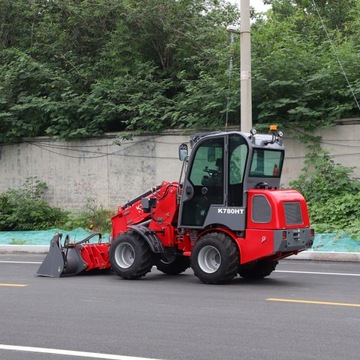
[191,232,239,284]
[109,232,153,279]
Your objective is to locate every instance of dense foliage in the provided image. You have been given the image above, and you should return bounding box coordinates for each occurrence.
[0,177,112,232]
[0,177,66,230]
[1,0,360,143]
[290,146,360,237]
[63,199,112,234]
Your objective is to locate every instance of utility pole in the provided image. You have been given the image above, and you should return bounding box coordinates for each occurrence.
[240,0,252,132]
[226,25,240,130]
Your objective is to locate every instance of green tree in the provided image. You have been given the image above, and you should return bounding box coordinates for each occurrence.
[1,0,360,143]
[252,0,360,129]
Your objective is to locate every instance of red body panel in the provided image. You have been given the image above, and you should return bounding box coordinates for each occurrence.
[235,230,275,264]
[147,184,179,247]
[111,201,152,239]
[111,181,180,243]
[247,189,311,229]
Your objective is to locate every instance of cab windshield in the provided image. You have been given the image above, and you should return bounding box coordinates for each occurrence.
[249,149,284,178]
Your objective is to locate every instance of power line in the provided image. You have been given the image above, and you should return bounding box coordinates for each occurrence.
[311,0,360,111]
[28,141,177,160]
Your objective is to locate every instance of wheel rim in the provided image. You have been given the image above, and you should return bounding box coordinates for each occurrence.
[114,242,135,269]
[198,245,221,273]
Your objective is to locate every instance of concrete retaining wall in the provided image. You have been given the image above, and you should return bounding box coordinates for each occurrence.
[0,124,359,210]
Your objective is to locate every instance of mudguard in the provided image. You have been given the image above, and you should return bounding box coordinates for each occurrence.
[128,225,164,253]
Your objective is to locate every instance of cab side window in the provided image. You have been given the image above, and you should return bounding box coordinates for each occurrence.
[228,135,248,206]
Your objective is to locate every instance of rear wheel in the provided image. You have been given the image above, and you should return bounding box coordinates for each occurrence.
[155,255,190,275]
[238,260,278,279]
[191,232,239,284]
[109,232,153,279]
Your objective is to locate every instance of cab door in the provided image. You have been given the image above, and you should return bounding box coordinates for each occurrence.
[179,137,225,227]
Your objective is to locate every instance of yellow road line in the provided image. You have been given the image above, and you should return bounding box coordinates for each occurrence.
[267,298,360,308]
[0,283,28,287]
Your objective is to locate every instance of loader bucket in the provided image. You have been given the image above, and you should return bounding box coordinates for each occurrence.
[36,234,67,277]
[36,233,111,277]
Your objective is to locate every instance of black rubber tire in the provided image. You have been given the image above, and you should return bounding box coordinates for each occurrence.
[155,255,191,275]
[191,232,239,284]
[238,260,278,279]
[109,232,153,280]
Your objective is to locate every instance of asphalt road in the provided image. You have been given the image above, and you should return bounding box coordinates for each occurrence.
[0,254,359,360]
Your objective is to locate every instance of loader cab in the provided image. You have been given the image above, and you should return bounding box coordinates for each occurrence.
[178,128,284,231]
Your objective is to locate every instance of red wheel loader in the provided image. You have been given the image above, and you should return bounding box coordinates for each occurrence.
[36,126,314,284]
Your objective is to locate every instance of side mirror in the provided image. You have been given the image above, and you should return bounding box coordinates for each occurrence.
[179,143,188,161]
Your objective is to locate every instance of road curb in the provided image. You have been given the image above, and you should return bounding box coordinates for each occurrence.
[288,251,360,262]
[0,245,49,253]
[0,245,359,262]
